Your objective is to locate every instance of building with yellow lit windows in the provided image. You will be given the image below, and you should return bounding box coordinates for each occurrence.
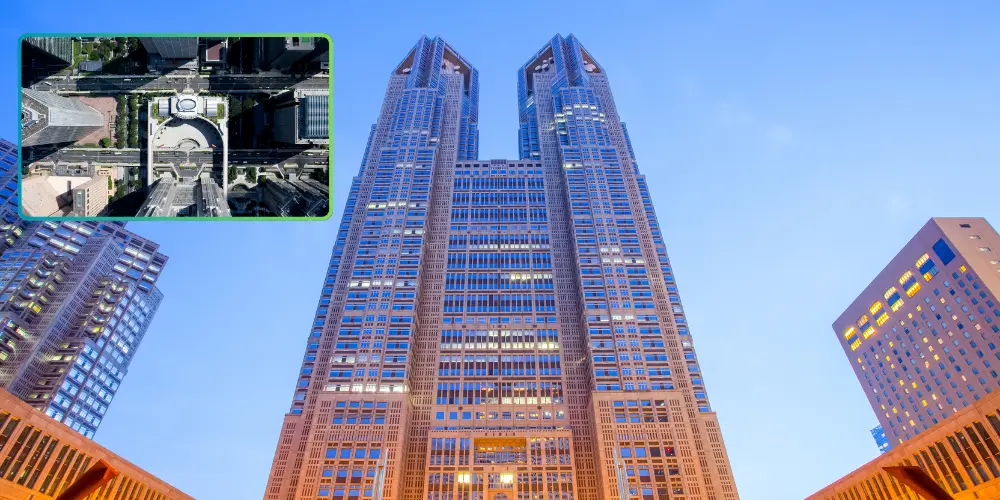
[835,217,1000,451]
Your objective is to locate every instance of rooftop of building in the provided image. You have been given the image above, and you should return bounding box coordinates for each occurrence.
[204,39,224,62]
[21,177,70,217]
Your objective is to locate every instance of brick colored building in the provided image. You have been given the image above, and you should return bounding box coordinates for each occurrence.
[807,386,1000,499]
[0,389,191,500]
[264,35,739,500]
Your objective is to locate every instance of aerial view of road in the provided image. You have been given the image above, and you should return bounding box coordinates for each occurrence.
[20,35,331,218]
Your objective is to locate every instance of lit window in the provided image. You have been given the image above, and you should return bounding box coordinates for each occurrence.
[876,312,889,326]
[870,302,883,315]
[884,287,904,312]
[863,326,876,339]
[980,247,992,252]
[970,235,982,240]
[844,326,857,340]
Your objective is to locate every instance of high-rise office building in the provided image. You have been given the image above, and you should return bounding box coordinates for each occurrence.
[870,424,889,453]
[140,37,198,59]
[274,90,330,145]
[263,37,317,71]
[21,89,104,147]
[0,140,19,226]
[265,35,738,500]
[835,217,1000,449]
[23,37,74,65]
[70,175,110,217]
[0,140,168,440]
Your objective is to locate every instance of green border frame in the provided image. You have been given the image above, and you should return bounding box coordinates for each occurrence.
[17,32,333,221]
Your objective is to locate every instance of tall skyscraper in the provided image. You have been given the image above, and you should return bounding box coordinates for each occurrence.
[0,138,168,439]
[870,424,889,453]
[265,35,738,500]
[835,217,1000,449]
[140,37,198,59]
[23,37,74,66]
[21,89,104,147]
[274,90,330,145]
[263,37,318,71]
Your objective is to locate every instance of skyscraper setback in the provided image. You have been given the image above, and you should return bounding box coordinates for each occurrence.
[266,35,738,500]
[0,138,168,440]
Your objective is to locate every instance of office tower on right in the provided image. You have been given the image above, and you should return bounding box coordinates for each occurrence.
[516,35,739,500]
[835,217,1000,449]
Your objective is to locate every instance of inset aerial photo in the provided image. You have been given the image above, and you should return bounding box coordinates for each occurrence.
[20,35,331,218]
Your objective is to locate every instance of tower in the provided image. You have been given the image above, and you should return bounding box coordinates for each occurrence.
[834,217,1000,449]
[139,37,199,59]
[0,140,169,439]
[21,89,104,147]
[265,35,739,500]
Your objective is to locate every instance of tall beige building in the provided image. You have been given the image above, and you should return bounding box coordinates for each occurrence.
[835,217,1000,450]
[265,35,739,500]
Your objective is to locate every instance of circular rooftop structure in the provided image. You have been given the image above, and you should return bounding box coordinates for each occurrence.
[177,98,197,112]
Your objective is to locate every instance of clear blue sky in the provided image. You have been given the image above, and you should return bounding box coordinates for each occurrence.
[3,1,1000,499]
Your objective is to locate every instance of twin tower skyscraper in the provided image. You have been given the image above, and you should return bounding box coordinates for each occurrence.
[266,35,740,500]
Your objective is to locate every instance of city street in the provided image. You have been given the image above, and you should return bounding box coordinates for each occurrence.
[26,148,329,166]
[29,74,329,93]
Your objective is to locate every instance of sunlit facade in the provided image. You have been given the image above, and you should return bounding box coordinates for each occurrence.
[265,35,738,500]
[836,217,1000,450]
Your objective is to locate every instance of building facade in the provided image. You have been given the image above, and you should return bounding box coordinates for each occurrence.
[0,139,168,440]
[807,386,1000,500]
[871,425,890,454]
[265,35,738,500]
[0,389,192,500]
[21,89,104,147]
[23,37,73,66]
[274,90,330,145]
[70,176,110,217]
[835,217,1000,450]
